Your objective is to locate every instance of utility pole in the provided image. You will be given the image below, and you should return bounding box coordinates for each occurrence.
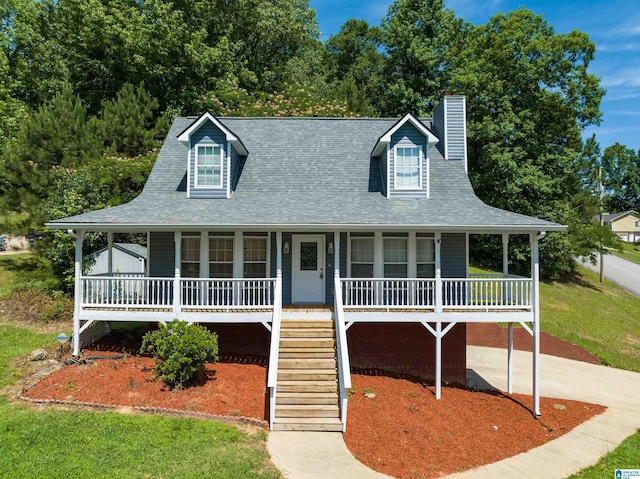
[599,165,605,284]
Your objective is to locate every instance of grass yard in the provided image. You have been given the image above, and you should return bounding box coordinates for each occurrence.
[566,430,640,478]
[540,267,640,373]
[0,253,280,479]
[610,242,640,265]
[0,398,278,479]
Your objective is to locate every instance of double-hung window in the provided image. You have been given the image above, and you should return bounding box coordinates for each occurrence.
[394,146,422,190]
[350,238,374,278]
[383,238,408,278]
[181,236,200,278]
[209,237,233,278]
[244,237,268,278]
[195,144,222,188]
[416,236,436,278]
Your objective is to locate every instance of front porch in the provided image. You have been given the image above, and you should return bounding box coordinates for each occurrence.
[69,229,543,430]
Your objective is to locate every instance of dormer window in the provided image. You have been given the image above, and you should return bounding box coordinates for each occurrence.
[394,146,422,190]
[195,144,223,188]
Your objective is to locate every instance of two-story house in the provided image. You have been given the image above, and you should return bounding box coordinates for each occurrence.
[47,94,565,431]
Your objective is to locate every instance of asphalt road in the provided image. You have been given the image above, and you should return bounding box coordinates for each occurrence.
[578,253,640,296]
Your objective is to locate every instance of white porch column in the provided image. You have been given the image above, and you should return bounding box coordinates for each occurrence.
[373,231,384,278]
[233,231,243,279]
[334,231,340,277]
[276,231,283,275]
[200,231,209,278]
[434,232,442,313]
[173,231,181,315]
[72,230,84,356]
[107,232,113,276]
[504,233,514,394]
[531,233,541,417]
[435,321,442,400]
[408,231,417,278]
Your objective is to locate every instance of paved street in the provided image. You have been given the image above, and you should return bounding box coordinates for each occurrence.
[579,253,640,296]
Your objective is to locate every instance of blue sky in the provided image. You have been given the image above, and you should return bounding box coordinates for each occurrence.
[310,0,640,152]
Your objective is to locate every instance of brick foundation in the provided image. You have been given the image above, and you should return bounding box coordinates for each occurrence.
[205,323,270,362]
[346,322,467,385]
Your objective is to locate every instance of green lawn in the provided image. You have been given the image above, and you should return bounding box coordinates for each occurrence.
[566,430,640,478]
[0,252,58,297]
[610,242,640,265]
[0,324,53,388]
[540,267,640,372]
[0,398,278,479]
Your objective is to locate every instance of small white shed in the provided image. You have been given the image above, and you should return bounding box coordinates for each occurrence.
[86,243,147,276]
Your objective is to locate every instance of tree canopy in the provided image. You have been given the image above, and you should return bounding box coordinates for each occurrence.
[0,0,633,283]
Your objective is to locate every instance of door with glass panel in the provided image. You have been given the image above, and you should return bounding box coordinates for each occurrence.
[292,235,325,303]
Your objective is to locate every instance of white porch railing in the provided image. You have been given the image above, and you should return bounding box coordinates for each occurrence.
[342,279,436,308]
[82,276,174,307]
[80,276,276,310]
[181,278,275,308]
[443,278,531,310]
[334,273,351,432]
[341,277,532,312]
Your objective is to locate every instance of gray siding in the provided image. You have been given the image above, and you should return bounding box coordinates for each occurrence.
[389,123,428,198]
[432,96,466,162]
[188,122,228,198]
[441,233,467,278]
[282,233,293,304]
[445,96,466,161]
[149,232,174,277]
[432,101,445,157]
[230,144,244,192]
[377,153,388,196]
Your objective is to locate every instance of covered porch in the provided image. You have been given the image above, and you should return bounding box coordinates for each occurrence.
[68,227,544,429]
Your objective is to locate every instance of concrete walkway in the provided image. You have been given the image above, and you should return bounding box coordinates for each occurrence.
[267,346,640,479]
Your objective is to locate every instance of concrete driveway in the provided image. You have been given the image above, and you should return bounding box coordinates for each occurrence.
[579,254,640,296]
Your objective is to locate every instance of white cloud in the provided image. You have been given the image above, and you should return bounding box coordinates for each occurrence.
[598,42,640,52]
[601,67,640,87]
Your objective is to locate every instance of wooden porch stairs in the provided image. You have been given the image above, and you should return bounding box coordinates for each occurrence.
[273,317,342,431]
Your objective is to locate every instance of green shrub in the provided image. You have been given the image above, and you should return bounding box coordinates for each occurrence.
[140,320,219,389]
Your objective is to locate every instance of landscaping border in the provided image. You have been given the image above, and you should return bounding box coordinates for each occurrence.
[18,390,269,430]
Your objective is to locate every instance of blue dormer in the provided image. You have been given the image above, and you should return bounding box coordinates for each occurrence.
[177,112,248,199]
[371,113,439,199]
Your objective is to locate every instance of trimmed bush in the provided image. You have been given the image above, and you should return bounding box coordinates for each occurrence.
[140,320,218,389]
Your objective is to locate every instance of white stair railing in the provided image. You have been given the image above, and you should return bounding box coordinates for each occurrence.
[334,273,351,432]
[267,273,283,430]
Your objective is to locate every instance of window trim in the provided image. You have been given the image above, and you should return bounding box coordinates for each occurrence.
[393,145,423,191]
[350,236,374,278]
[194,143,223,189]
[208,236,234,278]
[243,236,269,279]
[383,236,408,278]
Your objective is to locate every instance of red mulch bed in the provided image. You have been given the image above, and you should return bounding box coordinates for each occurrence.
[23,356,268,421]
[344,373,605,478]
[467,323,602,364]
[21,330,606,479]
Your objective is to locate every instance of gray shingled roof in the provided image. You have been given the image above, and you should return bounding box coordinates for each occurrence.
[48,117,564,233]
[599,211,640,223]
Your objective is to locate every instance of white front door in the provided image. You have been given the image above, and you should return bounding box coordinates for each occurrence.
[292,235,325,303]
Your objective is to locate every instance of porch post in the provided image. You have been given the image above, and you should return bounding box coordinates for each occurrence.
[434,232,442,313]
[72,230,83,356]
[173,232,181,315]
[107,232,113,276]
[276,231,282,275]
[234,231,243,305]
[531,233,541,417]
[435,321,442,400]
[504,233,514,394]
[334,232,340,276]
